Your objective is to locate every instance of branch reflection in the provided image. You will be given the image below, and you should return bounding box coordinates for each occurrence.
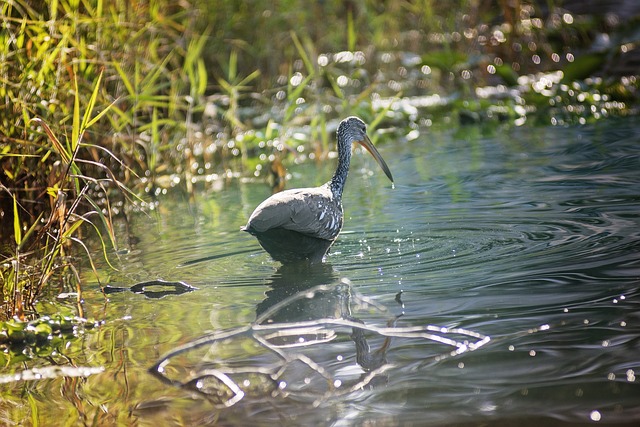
[147,262,489,412]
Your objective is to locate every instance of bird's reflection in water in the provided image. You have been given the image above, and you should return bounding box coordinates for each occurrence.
[256,261,396,376]
[256,262,341,322]
[147,262,402,412]
[251,230,334,264]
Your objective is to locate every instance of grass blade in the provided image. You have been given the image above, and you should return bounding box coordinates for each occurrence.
[31,118,71,164]
[290,32,315,76]
[113,62,135,97]
[12,195,22,246]
[85,96,120,129]
[81,69,104,132]
[72,72,80,152]
[347,9,356,52]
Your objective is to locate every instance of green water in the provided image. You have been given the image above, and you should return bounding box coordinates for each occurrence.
[2,118,640,426]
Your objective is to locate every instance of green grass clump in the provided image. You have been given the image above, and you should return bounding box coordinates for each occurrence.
[1,0,207,319]
[0,68,128,320]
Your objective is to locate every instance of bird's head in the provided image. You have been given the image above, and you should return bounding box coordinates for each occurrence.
[337,116,394,183]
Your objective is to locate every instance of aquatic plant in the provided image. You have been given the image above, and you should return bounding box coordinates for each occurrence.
[0,311,102,365]
[0,70,128,320]
[0,0,208,319]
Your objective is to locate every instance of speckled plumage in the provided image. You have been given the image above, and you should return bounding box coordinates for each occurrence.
[242,116,393,263]
[243,185,343,241]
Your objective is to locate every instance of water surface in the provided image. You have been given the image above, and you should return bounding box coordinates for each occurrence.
[2,118,639,426]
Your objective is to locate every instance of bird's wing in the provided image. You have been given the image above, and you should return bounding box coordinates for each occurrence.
[244,188,342,240]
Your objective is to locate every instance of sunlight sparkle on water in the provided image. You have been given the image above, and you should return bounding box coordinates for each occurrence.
[627,370,636,382]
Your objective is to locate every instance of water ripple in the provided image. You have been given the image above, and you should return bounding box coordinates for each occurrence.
[105,119,640,426]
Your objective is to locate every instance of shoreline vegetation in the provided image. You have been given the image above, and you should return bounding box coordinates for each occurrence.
[1,0,639,323]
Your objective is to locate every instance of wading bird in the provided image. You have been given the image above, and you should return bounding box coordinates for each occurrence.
[242,116,394,263]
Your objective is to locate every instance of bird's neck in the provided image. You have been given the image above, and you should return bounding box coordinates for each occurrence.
[329,149,350,200]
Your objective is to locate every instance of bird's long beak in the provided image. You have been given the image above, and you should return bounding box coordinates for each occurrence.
[358,135,394,183]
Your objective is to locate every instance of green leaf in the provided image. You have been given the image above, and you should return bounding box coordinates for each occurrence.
[12,196,21,246]
[561,53,606,83]
[18,212,44,251]
[370,94,400,131]
[196,59,208,96]
[347,8,356,52]
[494,64,519,86]
[228,49,237,82]
[290,32,315,76]
[72,73,80,152]
[326,74,345,100]
[85,96,119,129]
[81,69,104,132]
[113,62,135,97]
[237,69,261,88]
[421,51,468,71]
